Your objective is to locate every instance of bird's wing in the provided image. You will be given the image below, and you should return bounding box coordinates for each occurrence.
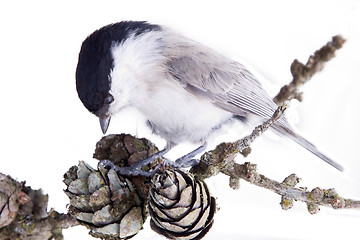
[167,48,278,120]
[165,38,344,171]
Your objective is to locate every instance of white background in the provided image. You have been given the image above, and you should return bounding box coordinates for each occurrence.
[1,0,359,239]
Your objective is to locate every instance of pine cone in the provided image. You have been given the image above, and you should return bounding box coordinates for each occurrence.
[148,170,216,240]
[64,161,146,239]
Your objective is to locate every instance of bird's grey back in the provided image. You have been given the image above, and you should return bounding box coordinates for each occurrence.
[161,29,343,170]
[162,30,280,121]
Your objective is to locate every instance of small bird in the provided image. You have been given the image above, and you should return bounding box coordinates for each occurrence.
[76,21,343,174]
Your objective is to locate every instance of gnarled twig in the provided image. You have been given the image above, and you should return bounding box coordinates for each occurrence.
[273,35,346,105]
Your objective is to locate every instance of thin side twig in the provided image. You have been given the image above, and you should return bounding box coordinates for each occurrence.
[222,162,360,213]
[273,35,346,105]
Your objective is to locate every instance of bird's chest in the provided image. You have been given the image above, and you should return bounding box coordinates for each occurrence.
[135,82,232,144]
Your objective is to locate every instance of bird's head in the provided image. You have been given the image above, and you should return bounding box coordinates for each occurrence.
[75,21,161,134]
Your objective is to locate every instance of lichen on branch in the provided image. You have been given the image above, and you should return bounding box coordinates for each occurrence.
[0,173,79,240]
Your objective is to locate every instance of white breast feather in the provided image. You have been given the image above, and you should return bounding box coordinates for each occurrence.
[108,30,232,144]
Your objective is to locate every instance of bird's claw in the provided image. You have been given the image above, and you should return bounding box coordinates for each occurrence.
[97,145,202,178]
[98,159,115,170]
[98,159,160,177]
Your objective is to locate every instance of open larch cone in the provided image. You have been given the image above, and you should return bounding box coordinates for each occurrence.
[64,161,146,239]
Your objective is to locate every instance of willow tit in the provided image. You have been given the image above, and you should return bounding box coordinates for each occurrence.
[76,21,343,173]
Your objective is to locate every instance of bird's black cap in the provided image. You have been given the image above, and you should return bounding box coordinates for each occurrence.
[76,21,161,116]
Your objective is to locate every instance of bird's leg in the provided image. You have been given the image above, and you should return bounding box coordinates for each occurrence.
[169,143,207,168]
[98,148,169,177]
[98,143,207,176]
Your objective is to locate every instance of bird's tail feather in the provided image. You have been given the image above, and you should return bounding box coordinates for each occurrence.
[272,124,344,171]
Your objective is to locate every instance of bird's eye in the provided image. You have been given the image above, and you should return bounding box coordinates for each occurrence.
[104,95,114,105]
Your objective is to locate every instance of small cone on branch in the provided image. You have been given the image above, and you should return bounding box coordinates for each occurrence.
[64,161,146,239]
[93,134,162,200]
[0,173,21,229]
[148,169,216,240]
[0,173,54,239]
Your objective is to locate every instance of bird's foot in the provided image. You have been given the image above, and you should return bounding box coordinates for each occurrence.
[98,148,169,177]
[98,144,205,177]
[98,159,162,177]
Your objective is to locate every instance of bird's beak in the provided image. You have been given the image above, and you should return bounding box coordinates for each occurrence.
[99,115,111,134]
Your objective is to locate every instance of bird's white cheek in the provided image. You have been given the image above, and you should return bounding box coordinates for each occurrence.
[108,84,133,114]
[108,70,137,115]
